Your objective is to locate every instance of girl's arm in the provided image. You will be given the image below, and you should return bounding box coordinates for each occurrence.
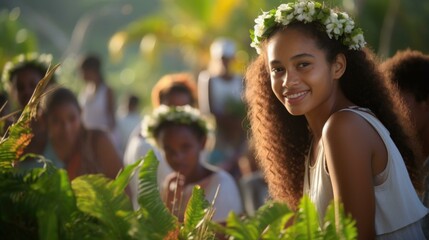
[94,130,123,179]
[322,111,387,240]
[106,87,116,131]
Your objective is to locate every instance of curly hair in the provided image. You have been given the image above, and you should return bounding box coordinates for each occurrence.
[151,73,198,108]
[244,22,422,209]
[381,49,429,102]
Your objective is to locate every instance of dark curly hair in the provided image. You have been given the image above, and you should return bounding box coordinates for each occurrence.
[381,49,429,102]
[244,21,422,209]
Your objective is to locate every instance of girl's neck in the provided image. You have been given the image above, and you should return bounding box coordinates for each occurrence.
[185,165,213,185]
[305,90,354,139]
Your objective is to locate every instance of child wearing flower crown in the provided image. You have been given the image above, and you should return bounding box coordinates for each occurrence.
[245,0,427,238]
[142,105,243,223]
[2,53,57,166]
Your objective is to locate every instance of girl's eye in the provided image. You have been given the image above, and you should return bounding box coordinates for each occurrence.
[297,62,310,68]
[271,67,284,73]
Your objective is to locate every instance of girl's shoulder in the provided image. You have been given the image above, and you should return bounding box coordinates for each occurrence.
[86,129,111,145]
[322,106,383,148]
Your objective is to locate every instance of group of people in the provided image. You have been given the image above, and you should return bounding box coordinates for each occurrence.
[1,0,429,238]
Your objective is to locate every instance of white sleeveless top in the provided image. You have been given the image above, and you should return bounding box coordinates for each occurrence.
[304,107,428,238]
[81,84,110,131]
[208,75,243,114]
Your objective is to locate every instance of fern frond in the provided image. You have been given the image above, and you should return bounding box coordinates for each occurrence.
[71,174,133,239]
[180,185,215,239]
[323,201,357,240]
[136,150,177,239]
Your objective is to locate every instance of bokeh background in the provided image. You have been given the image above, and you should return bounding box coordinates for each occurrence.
[1,0,428,112]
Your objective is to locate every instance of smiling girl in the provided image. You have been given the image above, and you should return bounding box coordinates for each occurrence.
[244,1,427,239]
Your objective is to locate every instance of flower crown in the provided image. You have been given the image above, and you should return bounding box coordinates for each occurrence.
[250,0,366,54]
[1,52,53,91]
[141,105,213,144]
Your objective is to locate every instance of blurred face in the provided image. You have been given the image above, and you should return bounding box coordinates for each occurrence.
[12,68,43,107]
[163,92,193,107]
[267,28,338,116]
[80,68,98,83]
[157,125,205,179]
[46,102,82,145]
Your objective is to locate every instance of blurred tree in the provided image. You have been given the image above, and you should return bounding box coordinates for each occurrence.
[112,0,429,71]
[109,0,284,73]
[0,8,38,89]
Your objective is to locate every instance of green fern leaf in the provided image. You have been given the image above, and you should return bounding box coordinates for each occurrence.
[224,211,257,240]
[72,174,133,239]
[322,201,357,240]
[136,150,177,239]
[112,156,143,192]
[286,195,321,240]
[0,64,59,170]
[180,185,213,239]
[254,201,291,233]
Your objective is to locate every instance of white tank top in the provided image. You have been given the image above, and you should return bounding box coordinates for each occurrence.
[303,107,428,237]
[81,84,110,131]
[208,75,243,114]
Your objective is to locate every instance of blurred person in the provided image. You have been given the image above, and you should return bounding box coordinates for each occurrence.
[41,87,123,180]
[381,49,429,237]
[142,105,243,223]
[1,53,56,166]
[78,54,118,140]
[198,37,247,179]
[151,72,198,108]
[123,72,198,209]
[116,93,142,154]
[237,140,269,216]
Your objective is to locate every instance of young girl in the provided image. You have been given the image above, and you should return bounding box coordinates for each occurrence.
[124,73,198,209]
[244,1,427,239]
[2,53,57,167]
[142,105,243,223]
[41,87,123,180]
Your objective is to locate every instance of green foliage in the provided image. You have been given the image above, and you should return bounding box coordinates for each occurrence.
[180,186,215,239]
[222,196,357,240]
[72,175,133,239]
[135,150,178,239]
[0,8,38,75]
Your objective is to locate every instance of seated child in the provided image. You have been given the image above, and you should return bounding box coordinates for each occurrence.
[142,105,243,222]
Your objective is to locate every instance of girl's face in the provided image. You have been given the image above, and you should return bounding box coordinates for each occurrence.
[267,28,340,116]
[163,92,193,107]
[157,125,205,179]
[47,102,82,145]
[12,68,43,107]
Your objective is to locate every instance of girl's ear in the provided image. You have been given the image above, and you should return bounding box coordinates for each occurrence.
[333,53,346,80]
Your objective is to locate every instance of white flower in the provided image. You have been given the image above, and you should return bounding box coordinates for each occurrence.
[307,1,315,15]
[352,33,365,47]
[250,0,366,54]
[344,20,355,33]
